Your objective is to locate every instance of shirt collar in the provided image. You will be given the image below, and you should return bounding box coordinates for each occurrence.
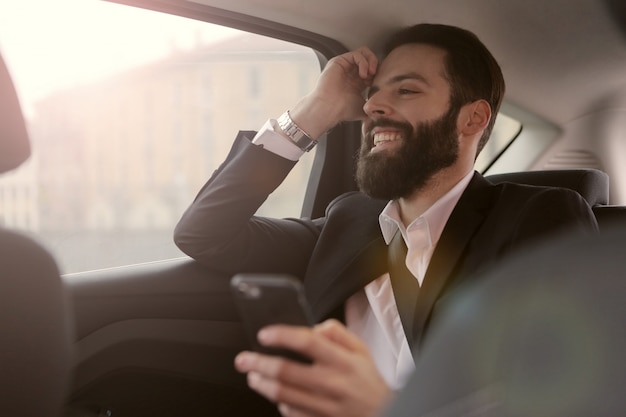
[379,170,475,246]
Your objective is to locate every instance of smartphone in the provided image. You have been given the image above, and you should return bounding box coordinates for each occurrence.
[230,273,314,364]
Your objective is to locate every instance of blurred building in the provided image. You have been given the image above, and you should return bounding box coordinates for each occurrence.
[3,33,318,234]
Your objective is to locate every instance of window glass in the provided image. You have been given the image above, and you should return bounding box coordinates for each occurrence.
[475,113,522,173]
[0,0,320,273]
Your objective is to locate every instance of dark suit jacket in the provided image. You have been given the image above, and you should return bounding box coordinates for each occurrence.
[174,132,598,347]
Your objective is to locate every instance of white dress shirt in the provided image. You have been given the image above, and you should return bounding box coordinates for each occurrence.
[252,120,473,390]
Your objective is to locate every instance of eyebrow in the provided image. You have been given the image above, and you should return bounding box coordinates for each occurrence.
[366,72,431,98]
[389,72,431,86]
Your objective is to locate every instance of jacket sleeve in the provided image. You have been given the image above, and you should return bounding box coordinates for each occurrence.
[174,131,321,277]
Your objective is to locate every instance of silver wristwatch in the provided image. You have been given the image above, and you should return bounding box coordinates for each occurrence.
[277,111,317,152]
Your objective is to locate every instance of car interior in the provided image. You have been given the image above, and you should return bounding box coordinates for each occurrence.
[0,0,625,416]
[0,54,73,417]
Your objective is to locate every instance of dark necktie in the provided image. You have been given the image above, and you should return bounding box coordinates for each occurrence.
[388,230,420,346]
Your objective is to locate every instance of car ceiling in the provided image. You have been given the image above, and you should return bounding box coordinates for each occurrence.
[182,0,626,128]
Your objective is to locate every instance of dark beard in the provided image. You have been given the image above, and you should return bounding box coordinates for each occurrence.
[356,106,460,200]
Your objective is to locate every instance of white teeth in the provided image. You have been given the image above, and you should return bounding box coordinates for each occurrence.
[373,132,402,146]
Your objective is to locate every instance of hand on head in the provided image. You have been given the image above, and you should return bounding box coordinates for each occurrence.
[288,47,378,139]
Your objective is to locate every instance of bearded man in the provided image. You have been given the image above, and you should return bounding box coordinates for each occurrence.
[174,24,597,417]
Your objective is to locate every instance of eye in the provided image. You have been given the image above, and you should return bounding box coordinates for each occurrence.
[398,88,418,95]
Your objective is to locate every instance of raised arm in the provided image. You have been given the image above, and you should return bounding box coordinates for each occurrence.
[173,48,379,275]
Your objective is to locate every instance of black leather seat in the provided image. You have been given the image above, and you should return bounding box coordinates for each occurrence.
[486,169,609,207]
[0,54,72,416]
[593,205,626,229]
[383,225,626,417]
[486,169,626,229]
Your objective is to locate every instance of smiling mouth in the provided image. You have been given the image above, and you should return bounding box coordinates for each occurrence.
[372,131,403,148]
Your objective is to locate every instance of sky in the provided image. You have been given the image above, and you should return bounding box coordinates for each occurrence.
[0,0,239,115]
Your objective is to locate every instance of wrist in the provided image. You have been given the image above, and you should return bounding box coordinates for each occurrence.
[288,94,342,139]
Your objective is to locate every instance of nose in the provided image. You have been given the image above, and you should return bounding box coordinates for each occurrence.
[363,90,393,118]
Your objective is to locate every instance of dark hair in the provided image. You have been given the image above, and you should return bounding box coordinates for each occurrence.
[383,23,505,156]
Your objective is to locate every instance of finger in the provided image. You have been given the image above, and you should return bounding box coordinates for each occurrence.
[247,371,338,417]
[236,346,363,403]
[313,319,370,354]
[235,350,316,390]
[353,47,378,80]
[362,47,379,77]
[257,324,356,367]
[278,402,327,417]
[278,403,299,417]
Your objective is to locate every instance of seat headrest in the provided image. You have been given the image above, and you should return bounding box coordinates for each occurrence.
[486,169,609,206]
[0,53,30,174]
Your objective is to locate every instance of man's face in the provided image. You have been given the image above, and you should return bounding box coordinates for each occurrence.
[356,44,461,200]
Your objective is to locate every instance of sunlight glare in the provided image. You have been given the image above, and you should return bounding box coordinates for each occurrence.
[0,0,239,116]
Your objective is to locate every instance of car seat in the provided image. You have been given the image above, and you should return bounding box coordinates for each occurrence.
[0,53,73,417]
[486,169,626,229]
[486,169,609,207]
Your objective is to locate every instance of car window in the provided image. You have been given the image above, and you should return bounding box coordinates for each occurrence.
[0,0,320,274]
[475,113,522,173]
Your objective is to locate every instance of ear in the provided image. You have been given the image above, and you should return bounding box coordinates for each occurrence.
[458,99,491,138]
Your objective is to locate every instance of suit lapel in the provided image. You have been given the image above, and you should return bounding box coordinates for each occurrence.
[307,236,388,322]
[303,193,388,321]
[411,173,495,346]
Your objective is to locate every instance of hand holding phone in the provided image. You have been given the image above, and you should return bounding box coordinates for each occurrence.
[230,274,314,364]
